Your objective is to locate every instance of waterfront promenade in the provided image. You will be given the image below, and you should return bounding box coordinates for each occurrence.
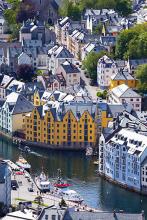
[11,164,96,212]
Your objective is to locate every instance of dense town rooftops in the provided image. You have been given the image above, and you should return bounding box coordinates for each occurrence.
[48,45,74,59]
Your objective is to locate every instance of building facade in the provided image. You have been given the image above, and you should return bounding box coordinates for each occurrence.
[56,61,81,86]
[97,55,118,90]
[0,160,11,207]
[99,127,147,192]
[0,92,34,135]
[108,84,142,111]
[25,102,97,148]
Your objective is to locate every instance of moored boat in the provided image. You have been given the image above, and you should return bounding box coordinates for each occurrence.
[53,169,72,188]
[56,188,83,203]
[35,171,50,192]
[93,160,99,165]
[18,145,31,153]
[86,146,93,156]
[16,156,31,171]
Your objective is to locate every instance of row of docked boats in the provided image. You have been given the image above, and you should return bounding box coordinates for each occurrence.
[15,156,83,203]
[35,170,83,203]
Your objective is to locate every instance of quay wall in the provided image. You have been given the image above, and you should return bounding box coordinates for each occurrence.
[0,130,88,151]
[98,172,147,196]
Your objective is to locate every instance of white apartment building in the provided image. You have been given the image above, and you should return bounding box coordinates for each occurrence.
[99,128,147,192]
[108,84,142,111]
[0,160,11,207]
[97,55,118,90]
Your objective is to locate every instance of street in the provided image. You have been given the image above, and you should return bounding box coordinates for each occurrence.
[80,68,98,100]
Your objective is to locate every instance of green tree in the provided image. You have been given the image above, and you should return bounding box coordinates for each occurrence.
[83,51,109,81]
[135,64,147,92]
[97,90,108,99]
[115,23,147,59]
[93,22,103,34]
[115,0,132,17]
[59,0,81,20]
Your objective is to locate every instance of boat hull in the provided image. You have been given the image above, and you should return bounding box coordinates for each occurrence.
[54,183,72,188]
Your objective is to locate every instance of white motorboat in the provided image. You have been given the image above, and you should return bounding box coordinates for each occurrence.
[16,156,31,170]
[56,189,83,203]
[86,146,93,156]
[35,172,50,192]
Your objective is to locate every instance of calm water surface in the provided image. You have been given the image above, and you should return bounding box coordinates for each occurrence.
[0,136,147,218]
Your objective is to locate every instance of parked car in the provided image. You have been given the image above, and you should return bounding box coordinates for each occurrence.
[28,187,34,192]
[90,79,96,86]
[12,185,17,190]
[27,178,31,182]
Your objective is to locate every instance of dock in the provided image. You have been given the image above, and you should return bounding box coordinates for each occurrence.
[7,160,97,211]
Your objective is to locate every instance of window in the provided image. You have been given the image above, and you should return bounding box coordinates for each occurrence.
[130,99,133,101]
[52,215,56,220]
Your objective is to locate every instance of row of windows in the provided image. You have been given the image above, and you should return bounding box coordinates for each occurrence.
[27,133,94,140]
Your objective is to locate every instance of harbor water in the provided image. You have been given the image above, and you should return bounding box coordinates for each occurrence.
[0,136,147,217]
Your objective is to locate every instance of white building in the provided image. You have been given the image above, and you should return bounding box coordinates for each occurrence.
[108,84,142,111]
[99,128,147,192]
[0,160,11,207]
[56,61,81,87]
[97,55,117,89]
[48,45,74,74]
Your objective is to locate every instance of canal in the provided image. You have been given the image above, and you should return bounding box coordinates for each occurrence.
[0,136,147,218]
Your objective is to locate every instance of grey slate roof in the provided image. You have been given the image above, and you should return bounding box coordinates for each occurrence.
[100,36,116,46]
[63,210,143,220]
[12,94,34,114]
[111,69,134,80]
[61,61,80,74]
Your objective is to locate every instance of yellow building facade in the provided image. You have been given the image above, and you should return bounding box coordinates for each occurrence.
[25,107,97,147]
[110,79,137,90]
[101,111,113,128]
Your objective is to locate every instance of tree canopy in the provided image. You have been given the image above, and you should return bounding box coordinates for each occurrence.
[83,51,109,81]
[135,64,147,92]
[4,0,36,39]
[115,23,147,59]
[16,64,34,82]
[60,0,132,20]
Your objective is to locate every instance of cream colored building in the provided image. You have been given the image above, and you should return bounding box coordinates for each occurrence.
[56,61,81,86]
[0,92,34,135]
